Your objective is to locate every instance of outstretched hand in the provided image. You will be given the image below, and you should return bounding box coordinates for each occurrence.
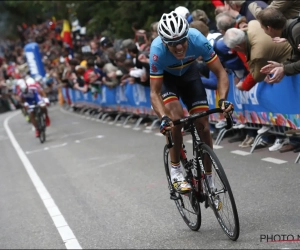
[260,61,282,74]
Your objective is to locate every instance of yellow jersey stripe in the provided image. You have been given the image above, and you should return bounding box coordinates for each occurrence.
[150,75,163,79]
[167,59,195,69]
[205,54,218,65]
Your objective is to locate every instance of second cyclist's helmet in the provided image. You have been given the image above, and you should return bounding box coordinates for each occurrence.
[157,11,189,42]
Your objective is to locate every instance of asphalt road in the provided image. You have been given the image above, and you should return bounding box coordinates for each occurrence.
[0,106,300,249]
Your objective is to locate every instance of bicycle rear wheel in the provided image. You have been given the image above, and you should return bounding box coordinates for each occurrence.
[163,145,201,231]
[198,143,240,240]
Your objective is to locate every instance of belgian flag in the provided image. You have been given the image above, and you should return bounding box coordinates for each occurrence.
[60,20,73,49]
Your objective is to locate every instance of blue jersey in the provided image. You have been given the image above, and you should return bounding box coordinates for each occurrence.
[149,28,218,79]
[19,87,41,105]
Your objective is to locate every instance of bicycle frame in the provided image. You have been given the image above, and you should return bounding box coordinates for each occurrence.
[167,108,232,148]
[168,108,233,197]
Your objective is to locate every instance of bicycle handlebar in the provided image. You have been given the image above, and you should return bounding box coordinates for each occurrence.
[166,108,233,148]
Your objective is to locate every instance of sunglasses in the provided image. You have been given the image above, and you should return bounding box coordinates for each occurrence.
[164,36,188,47]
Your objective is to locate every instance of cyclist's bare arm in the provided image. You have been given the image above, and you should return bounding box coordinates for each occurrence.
[207,57,229,100]
[150,78,171,119]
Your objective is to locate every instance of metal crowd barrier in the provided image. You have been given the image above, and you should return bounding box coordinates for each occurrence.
[61,71,300,164]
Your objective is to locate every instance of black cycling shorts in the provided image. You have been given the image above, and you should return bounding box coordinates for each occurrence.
[161,62,209,114]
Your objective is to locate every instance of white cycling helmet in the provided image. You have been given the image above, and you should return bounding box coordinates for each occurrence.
[17,79,28,93]
[174,6,190,19]
[158,11,189,42]
[25,77,35,85]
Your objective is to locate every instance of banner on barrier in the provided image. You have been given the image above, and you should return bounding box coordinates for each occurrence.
[62,73,300,128]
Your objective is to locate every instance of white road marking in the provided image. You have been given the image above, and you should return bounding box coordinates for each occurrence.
[74,135,103,143]
[61,131,88,139]
[186,140,193,144]
[155,133,164,136]
[262,157,287,164]
[231,150,251,156]
[4,112,82,249]
[143,130,152,133]
[50,143,68,149]
[26,143,68,155]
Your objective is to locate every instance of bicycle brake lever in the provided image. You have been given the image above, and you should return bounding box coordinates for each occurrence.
[166,131,174,148]
[225,113,233,130]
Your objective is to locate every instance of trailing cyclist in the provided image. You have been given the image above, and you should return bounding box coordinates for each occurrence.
[149,11,234,193]
[25,76,51,126]
[17,78,50,137]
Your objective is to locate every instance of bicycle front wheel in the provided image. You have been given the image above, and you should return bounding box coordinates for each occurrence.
[198,143,240,241]
[38,112,46,143]
[163,145,201,231]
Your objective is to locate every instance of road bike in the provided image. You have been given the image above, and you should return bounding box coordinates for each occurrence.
[30,104,46,143]
[163,108,240,240]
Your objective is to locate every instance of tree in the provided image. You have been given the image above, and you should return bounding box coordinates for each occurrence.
[0,1,216,40]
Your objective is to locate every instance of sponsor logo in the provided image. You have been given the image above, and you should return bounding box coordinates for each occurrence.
[101,87,106,103]
[192,100,208,106]
[152,54,158,61]
[162,92,176,98]
[151,64,158,73]
[25,52,39,75]
[115,85,127,104]
[133,84,147,105]
[233,82,259,109]
[204,42,212,51]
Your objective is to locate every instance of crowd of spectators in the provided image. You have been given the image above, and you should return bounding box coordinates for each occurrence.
[1,0,300,154]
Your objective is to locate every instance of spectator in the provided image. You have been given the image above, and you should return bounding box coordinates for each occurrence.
[127,43,150,86]
[215,12,248,83]
[120,39,134,58]
[150,22,159,40]
[73,65,88,93]
[223,20,291,87]
[174,6,193,23]
[224,0,268,22]
[102,48,119,88]
[249,0,300,20]
[223,20,292,149]
[192,9,218,33]
[90,40,102,57]
[257,8,300,83]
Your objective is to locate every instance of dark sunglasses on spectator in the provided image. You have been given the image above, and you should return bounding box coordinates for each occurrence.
[164,36,188,47]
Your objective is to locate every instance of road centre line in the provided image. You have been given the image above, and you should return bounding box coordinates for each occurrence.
[4,112,82,249]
